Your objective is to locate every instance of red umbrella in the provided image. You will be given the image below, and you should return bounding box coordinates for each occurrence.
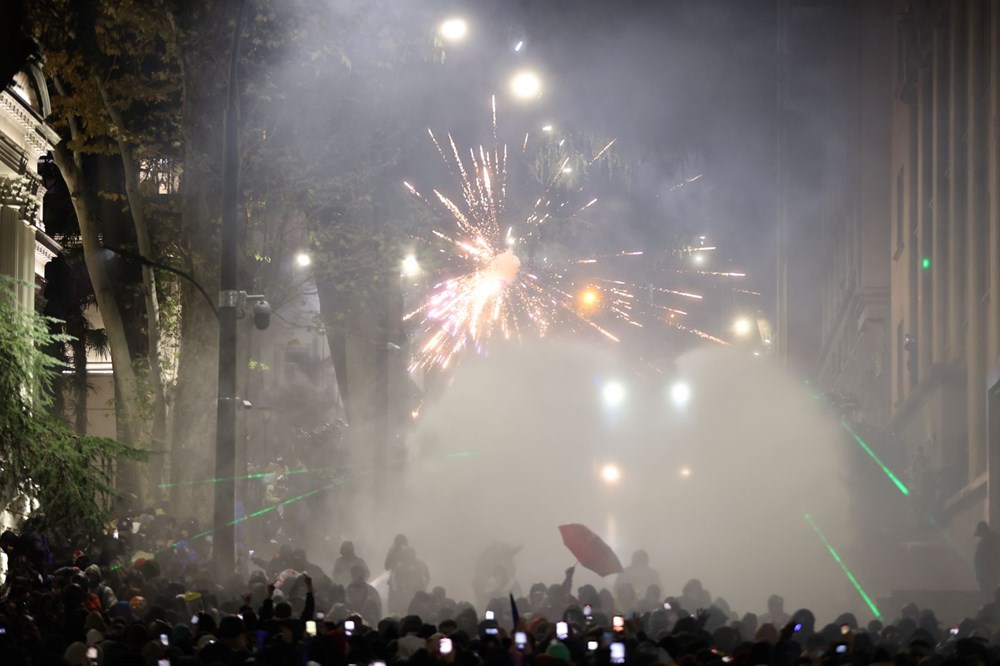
[558,523,623,577]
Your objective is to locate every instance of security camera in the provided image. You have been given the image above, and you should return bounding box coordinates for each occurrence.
[253,300,272,330]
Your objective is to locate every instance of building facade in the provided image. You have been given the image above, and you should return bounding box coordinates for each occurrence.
[885,0,1000,546]
[0,59,59,308]
[811,0,1000,563]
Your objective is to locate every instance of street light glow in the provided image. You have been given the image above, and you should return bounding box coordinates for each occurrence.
[602,381,625,407]
[669,381,691,408]
[510,70,542,99]
[601,463,621,484]
[439,18,468,42]
[692,253,705,265]
[679,466,692,478]
[733,317,753,337]
[295,252,312,267]
[402,254,420,277]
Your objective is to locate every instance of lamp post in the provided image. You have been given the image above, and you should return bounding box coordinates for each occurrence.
[438,17,468,42]
[213,0,247,575]
[509,70,542,99]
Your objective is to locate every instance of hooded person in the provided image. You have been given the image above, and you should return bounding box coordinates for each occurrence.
[387,546,429,617]
[333,541,370,587]
[615,550,661,606]
[84,565,118,611]
[472,543,521,610]
[347,565,382,624]
[759,594,791,628]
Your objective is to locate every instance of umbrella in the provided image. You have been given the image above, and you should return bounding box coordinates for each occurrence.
[558,523,623,577]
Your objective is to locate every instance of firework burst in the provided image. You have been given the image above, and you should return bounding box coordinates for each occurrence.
[403,98,576,370]
[404,99,755,372]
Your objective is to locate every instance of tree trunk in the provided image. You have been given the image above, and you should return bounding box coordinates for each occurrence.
[97,79,170,493]
[50,142,145,495]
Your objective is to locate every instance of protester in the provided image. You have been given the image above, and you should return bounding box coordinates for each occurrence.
[332,541,370,588]
[1,515,999,666]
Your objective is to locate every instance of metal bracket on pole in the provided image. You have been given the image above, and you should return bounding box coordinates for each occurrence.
[219,290,241,309]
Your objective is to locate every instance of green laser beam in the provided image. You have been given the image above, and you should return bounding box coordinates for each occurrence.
[159,450,483,489]
[157,464,357,489]
[804,513,881,619]
[143,472,368,559]
[840,421,910,496]
[121,449,489,569]
[230,477,352,524]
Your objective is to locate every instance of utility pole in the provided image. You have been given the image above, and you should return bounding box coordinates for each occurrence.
[775,0,789,363]
[372,182,389,518]
[213,0,247,575]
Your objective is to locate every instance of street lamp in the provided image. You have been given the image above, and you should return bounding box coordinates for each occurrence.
[401,254,420,277]
[601,463,621,484]
[733,317,753,337]
[669,381,691,408]
[510,70,542,99]
[602,381,626,408]
[294,252,311,268]
[439,17,468,42]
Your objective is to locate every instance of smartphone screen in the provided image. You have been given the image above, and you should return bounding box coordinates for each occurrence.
[160,633,169,646]
[306,620,317,637]
[440,637,453,654]
[87,647,98,659]
[613,615,625,632]
[191,614,200,625]
[515,631,527,649]
[611,642,625,664]
[556,621,569,639]
[316,612,325,621]
[587,640,599,652]
[836,644,848,654]
[344,619,355,635]
[485,610,495,620]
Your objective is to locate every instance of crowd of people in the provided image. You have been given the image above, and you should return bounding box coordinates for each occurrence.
[3,511,1000,666]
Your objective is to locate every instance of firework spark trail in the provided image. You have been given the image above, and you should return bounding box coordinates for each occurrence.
[404,102,624,370]
[590,139,617,164]
[664,319,730,345]
[405,102,748,370]
[668,173,704,192]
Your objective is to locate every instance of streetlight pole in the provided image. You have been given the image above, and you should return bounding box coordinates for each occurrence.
[214,0,247,575]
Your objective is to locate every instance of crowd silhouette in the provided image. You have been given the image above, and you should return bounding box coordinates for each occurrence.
[2,510,999,666]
